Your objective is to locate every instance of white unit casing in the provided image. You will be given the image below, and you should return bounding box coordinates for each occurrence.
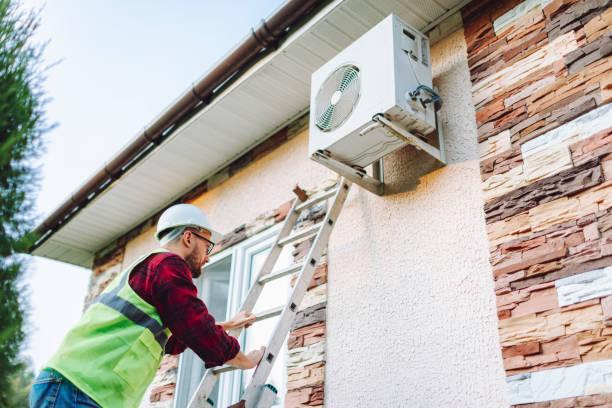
[309,14,436,168]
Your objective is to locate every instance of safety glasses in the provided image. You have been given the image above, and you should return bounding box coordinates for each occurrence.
[187,228,216,255]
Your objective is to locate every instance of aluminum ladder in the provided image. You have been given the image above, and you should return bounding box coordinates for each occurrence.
[187,178,352,408]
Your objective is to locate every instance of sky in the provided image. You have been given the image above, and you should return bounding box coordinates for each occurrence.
[22,0,285,372]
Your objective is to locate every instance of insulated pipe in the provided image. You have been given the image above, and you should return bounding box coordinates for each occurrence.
[32,0,326,247]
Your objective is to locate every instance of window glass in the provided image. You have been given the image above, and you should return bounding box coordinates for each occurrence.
[175,255,232,408]
[241,244,294,408]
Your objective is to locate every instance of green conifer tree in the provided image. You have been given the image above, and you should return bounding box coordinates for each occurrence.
[0,0,50,405]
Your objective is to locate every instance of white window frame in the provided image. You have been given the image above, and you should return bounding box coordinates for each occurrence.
[174,223,290,408]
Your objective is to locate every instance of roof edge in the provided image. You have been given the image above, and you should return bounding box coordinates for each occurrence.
[30,0,329,253]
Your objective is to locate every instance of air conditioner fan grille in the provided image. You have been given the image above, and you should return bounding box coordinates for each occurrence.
[315,65,360,132]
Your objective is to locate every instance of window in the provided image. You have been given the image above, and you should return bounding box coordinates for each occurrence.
[175,224,294,408]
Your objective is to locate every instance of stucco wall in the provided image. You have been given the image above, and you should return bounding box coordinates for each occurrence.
[109,25,509,408]
[324,28,509,407]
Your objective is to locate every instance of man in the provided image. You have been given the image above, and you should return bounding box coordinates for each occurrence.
[30,204,264,408]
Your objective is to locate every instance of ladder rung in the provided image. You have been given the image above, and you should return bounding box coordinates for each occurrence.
[210,307,284,375]
[258,262,304,284]
[212,365,239,375]
[295,188,337,213]
[278,223,323,247]
[254,306,284,322]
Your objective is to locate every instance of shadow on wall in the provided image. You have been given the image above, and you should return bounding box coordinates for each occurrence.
[380,84,449,195]
[380,28,477,196]
[381,135,446,195]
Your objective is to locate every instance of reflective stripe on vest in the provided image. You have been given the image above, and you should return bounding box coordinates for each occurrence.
[46,248,173,408]
[94,270,168,348]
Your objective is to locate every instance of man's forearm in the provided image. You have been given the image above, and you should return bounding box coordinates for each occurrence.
[220,311,256,331]
[218,320,234,331]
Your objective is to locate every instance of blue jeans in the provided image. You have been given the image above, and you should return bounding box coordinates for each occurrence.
[29,368,101,408]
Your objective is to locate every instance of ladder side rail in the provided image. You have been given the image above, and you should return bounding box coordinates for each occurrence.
[187,196,302,408]
[189,181,345,408]
[188,182,339,408]
[243,179,352,407]
[187,369,220,408]
[235,195,302,321]
[254,385,277,408]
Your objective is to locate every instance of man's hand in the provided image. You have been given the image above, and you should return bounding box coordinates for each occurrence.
[246,346,265,368]
[220,311,256,331]
[226,346,265,369]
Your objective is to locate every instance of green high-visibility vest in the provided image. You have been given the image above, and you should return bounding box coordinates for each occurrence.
[47,248,172,408]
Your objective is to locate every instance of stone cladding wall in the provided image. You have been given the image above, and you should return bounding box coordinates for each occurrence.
[462,0,612,405]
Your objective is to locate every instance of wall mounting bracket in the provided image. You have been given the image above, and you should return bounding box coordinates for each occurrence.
[311,150,384,195]
[372,112,446,165]
[311,108,446,196]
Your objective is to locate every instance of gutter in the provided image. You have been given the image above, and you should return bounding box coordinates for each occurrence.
[31,0,328,251]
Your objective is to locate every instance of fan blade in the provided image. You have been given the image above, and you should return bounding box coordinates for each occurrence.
[317,103,336,130]
[338,68,358,92]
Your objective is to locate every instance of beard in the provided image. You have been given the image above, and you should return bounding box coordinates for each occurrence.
[184,251,203,279]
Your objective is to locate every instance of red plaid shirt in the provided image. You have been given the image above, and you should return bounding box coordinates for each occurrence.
[128,252,240,368]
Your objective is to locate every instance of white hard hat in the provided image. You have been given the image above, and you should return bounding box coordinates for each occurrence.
[156,204,221,243]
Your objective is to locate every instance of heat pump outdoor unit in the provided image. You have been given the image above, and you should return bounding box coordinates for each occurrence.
[309,14,446,195]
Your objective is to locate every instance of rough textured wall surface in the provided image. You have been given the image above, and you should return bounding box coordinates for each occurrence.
[462,0,612,406]
[324,28,509,408]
